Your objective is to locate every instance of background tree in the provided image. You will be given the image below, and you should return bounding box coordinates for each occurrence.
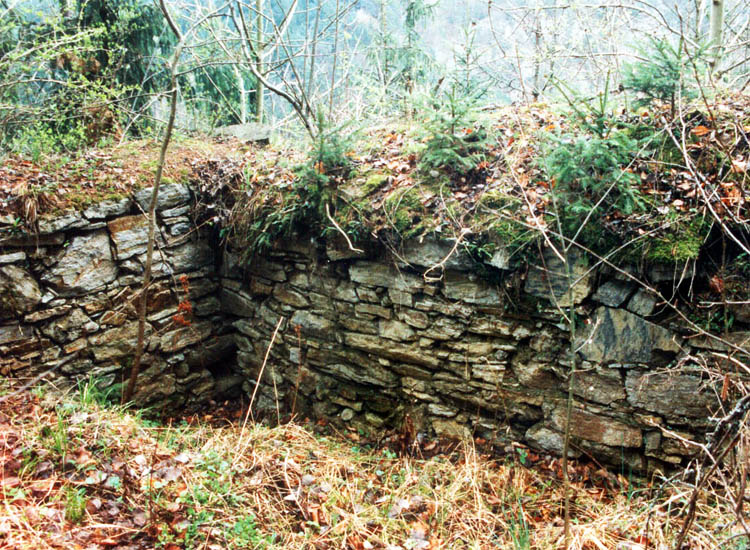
[2,0,749,153]
[709,0,724,73]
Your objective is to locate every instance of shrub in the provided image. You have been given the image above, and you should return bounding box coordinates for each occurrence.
[545,130,643,213]
[541,123,646,253]
[417,86,488,176]
[622,39,706,112]
[236,116,358,254]
[540,78,649,251]
[289,116,357,225]
[296,116,355,185]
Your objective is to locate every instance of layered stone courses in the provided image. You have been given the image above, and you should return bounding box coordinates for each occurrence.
[1,188,737,472]
[225,238,732,472]
[0,184,228,409]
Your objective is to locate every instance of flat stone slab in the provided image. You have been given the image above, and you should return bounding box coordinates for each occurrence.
[83,198,132,220]
[399,237,474,271]
[108,215,149,260]
[134,183,191,212]
[41,230,117,295]
[525,248,592,307]
[549,407,642,448]
[578,307,680,365]
[0,252,26,264]
[690,332,750,357]
[627,288,657,316]
[89,322,151,361]
[626,370,715,418]
[0,265,41,314]
[213,122,271,143]
[37,210,89,233]
[443,271,502,305]
[349,262,423,292]
[592,280,633,307]
[0,322,34,345]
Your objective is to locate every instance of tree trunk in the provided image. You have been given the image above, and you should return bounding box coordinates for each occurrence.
[709,0,724,73]
[255,0,264,122]
[532,15,541,100]
[328,0,340,118]
[380,0,388,86]
[405,0,416,119]
[307,1,322,101]
[236,66,247,123]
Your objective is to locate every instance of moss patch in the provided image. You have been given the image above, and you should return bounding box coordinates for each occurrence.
[646,217,710,263]
[478,189,516,210]
[384,186,425,237]
[361,172,389,196]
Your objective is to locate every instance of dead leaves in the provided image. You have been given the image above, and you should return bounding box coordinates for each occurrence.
[0,387,201,550]
[691,125,712,137]
[0,354,741,550]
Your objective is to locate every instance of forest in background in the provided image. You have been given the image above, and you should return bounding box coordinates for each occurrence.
[2,0,749,153]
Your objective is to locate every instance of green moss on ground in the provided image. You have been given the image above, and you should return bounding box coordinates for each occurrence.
[360,172,389,196]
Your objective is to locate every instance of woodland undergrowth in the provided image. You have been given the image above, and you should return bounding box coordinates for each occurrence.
[0,378,747,550]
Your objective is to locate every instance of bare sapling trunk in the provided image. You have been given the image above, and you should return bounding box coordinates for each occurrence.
[561,247,577,549]
[545,156,579,550]
[122,0,184,404]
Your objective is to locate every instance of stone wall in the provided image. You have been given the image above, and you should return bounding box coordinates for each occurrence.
[222,237,745,473]
[3,191,746,472]
[0,184,236,408]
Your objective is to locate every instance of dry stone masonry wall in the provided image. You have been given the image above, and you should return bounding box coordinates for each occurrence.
[2,190,744,472]
[0,184,235,408]
[223,238,740,473]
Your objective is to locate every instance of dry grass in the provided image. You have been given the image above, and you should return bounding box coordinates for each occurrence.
[0,379,746,550]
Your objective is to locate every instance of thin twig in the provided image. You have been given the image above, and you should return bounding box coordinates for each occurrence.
[0,354,77,404]
[325,202,363,254]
